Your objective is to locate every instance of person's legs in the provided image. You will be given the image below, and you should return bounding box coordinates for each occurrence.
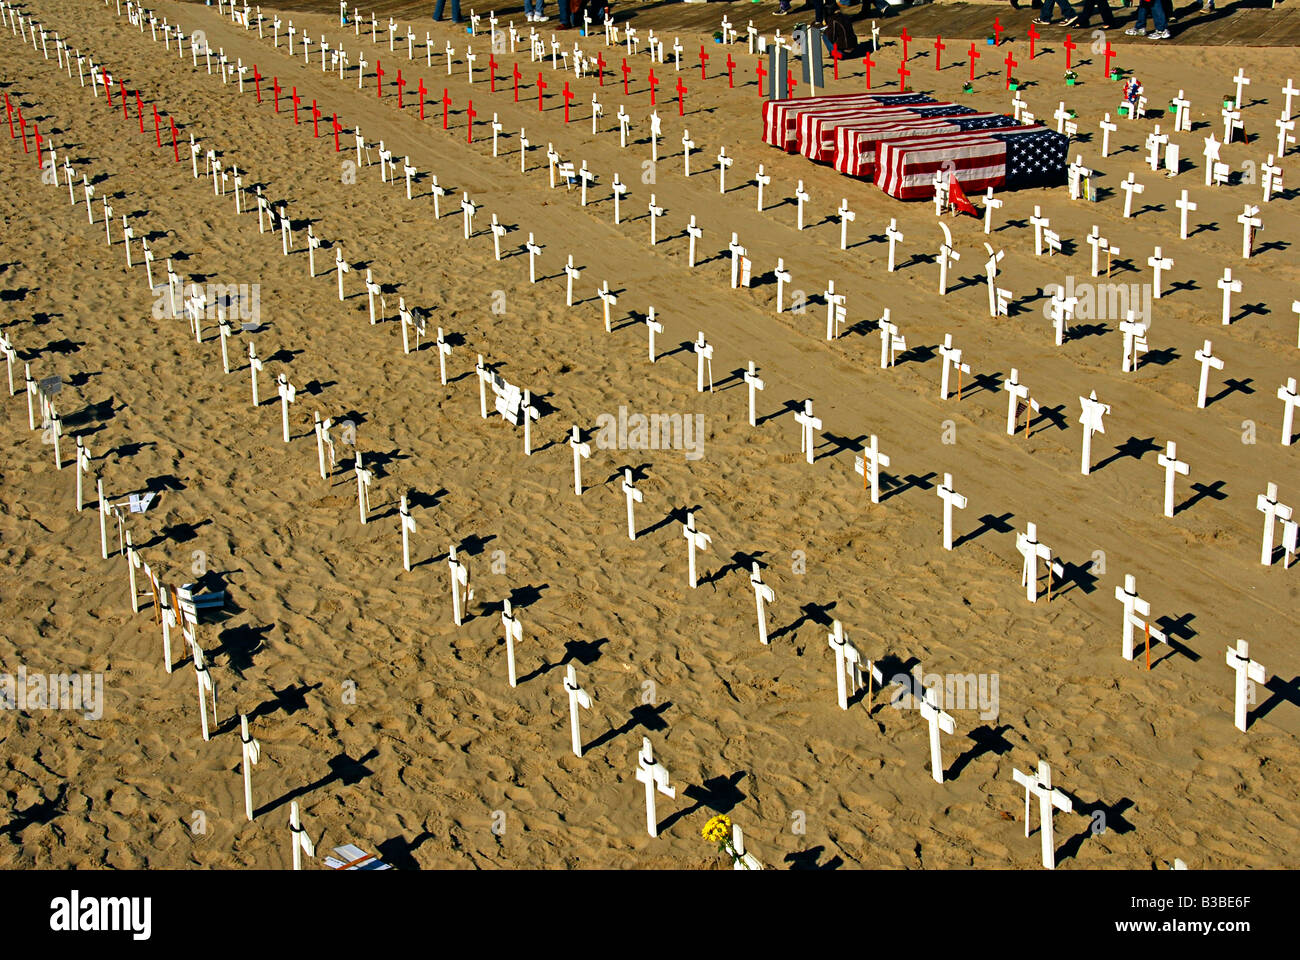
[558,0,571,27]
[1148,0,1168,33]
[1127,0,1148,31]
[450,0,462,22]
[433,0,445,20]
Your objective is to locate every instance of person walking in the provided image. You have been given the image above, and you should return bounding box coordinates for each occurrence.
[432,0,463,24]
[1033,0,1077,24]
[524,0,548,22]
[1126,0,1170,38]
[1072,0,1118,28]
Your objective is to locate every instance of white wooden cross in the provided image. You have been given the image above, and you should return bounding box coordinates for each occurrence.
[938,334,969,401]
[1261,155,1282,203]
[617,105,630,148]
[563,664,592,756]
[1144,126,1167,173]
[728,234,746,289]
[1257,482,1293,566]
[1156,441,1190,519]
[885,219,903,272]
[794,400,821,466]
[686,216,702,268]
[289,801,315,871]
[1068,155,1091,200]
[1238,203,1261,259]
[447,544,472,625]
[611,174,627,225]
[1078,390,1109,475]
[1115,573,1165,660]
[525,233,542,283]
[1120,172,1144,218]
[856,434,890,504]
[937,473,967,551]
[649,113,662,163]
[645,308,663,363]
[919,686,955,784]
[1176,190,1197,240]
[364,269,381,325]
[430,175,446,220]
[1085,225,1107,277]
[750,563,774,645]
[826,620,864,711]
[598,281,618,332]
[495,598,522,688]
[693,332,714,393]
[983,187,1003,234]
[1231,67,1251,109]
[565,255,582,305]
[737,361,767,428]
[793,180,811,230]
[1012,760,1072,869]
[1277,114,1296,157]
[755,164,770,211]
[241,714,260,821]
[1029,206,1050,256]
[521,389,541,456]
[1194,341,1223,409]
[335,247,350,301]
[937,223,959,295]
[307,226,321,277]
[1203,133,1222,186]
[681,511,711,588]
[1217,268,1241,325]
[774,259,791,313]
[277,372,296,443]
[984,244,1005,317]
[569,425,590,496]
[621,468,643,541]
[878,310,905,368]
[74,437,93,512]
[717,146,732,193]
[681,130,694,177]
[1017,521,1055,603]
[1119,313,1149,373]
[1226,639,1267,733]
[635,737,675,838]
[1144,246,1172,299]
[461,193,477,240]
[1279,377,1299,447]
[398,493,417,571]
[647,195,664,246]
[579,162,596,206]
[1171,90,1191,132]
[248,343,264,407]
[1099,113,1117,157]
[354,452,374,524]
[824,282,846,340]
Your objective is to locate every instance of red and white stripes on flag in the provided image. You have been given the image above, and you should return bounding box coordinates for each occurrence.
[834,113,1022,178]
[762,93,928,153]
[874,125,1050,199]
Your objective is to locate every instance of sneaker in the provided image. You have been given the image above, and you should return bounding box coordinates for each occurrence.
[1032,17,1053,24]
[1148,28,1170,39]
[774,7,790,14]
[1124,26,1145,35]
[1062,15,1080,25]
[536,15,548,21]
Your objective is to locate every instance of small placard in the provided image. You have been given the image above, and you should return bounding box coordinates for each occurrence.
[129,491,156,514]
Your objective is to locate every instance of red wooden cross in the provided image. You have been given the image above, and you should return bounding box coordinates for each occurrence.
[1063,34,1076,72]
[1004,49,1017,90]
[171,116,179,160]
[376,60,384,97]
[934,35,945,71]
[120,81,128,120]
[863,51,874,90]
[313,100,321,137]
[787,69,797,96]
[993,16,1004,45]
[756,58,767,97]
[1027,23,1040,60]
[537,72,547,111]
[1102,40,1115,78]
[332,114,342,152]
[153,104,161,145]
[466,99,476,142]
[103,69,112,107]
[596,51,605,86]
[726,53,735,87]
[136,92,144,133]
[648,68,658,106]
[273,77,281,112]
[699,45,709,80]
[396,70,405,109]
[17,109,27,153]
[419,78,427,120]
[563,81,574,122]
[443,88,452,128]
[254,65,262,103]
[900,27,911,61]
[292,86,301,123]
[897,61,910,92]
[831,44,841,80]
[513,63,521,102]
[675,76,686,116]
[33,124,42,169]
[4,93,13,139]
[968,43,980,83]
[489,54,497,93]
[621,57,631,95]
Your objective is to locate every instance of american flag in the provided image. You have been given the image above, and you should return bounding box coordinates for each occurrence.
[833,112,1022,178]
[875,126,1068,199]
[762,92,938,152]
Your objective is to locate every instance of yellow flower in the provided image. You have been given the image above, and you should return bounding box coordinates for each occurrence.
[701,814,732,844]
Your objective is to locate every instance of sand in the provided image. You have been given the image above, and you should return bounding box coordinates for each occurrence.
[0,0,1296,870]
